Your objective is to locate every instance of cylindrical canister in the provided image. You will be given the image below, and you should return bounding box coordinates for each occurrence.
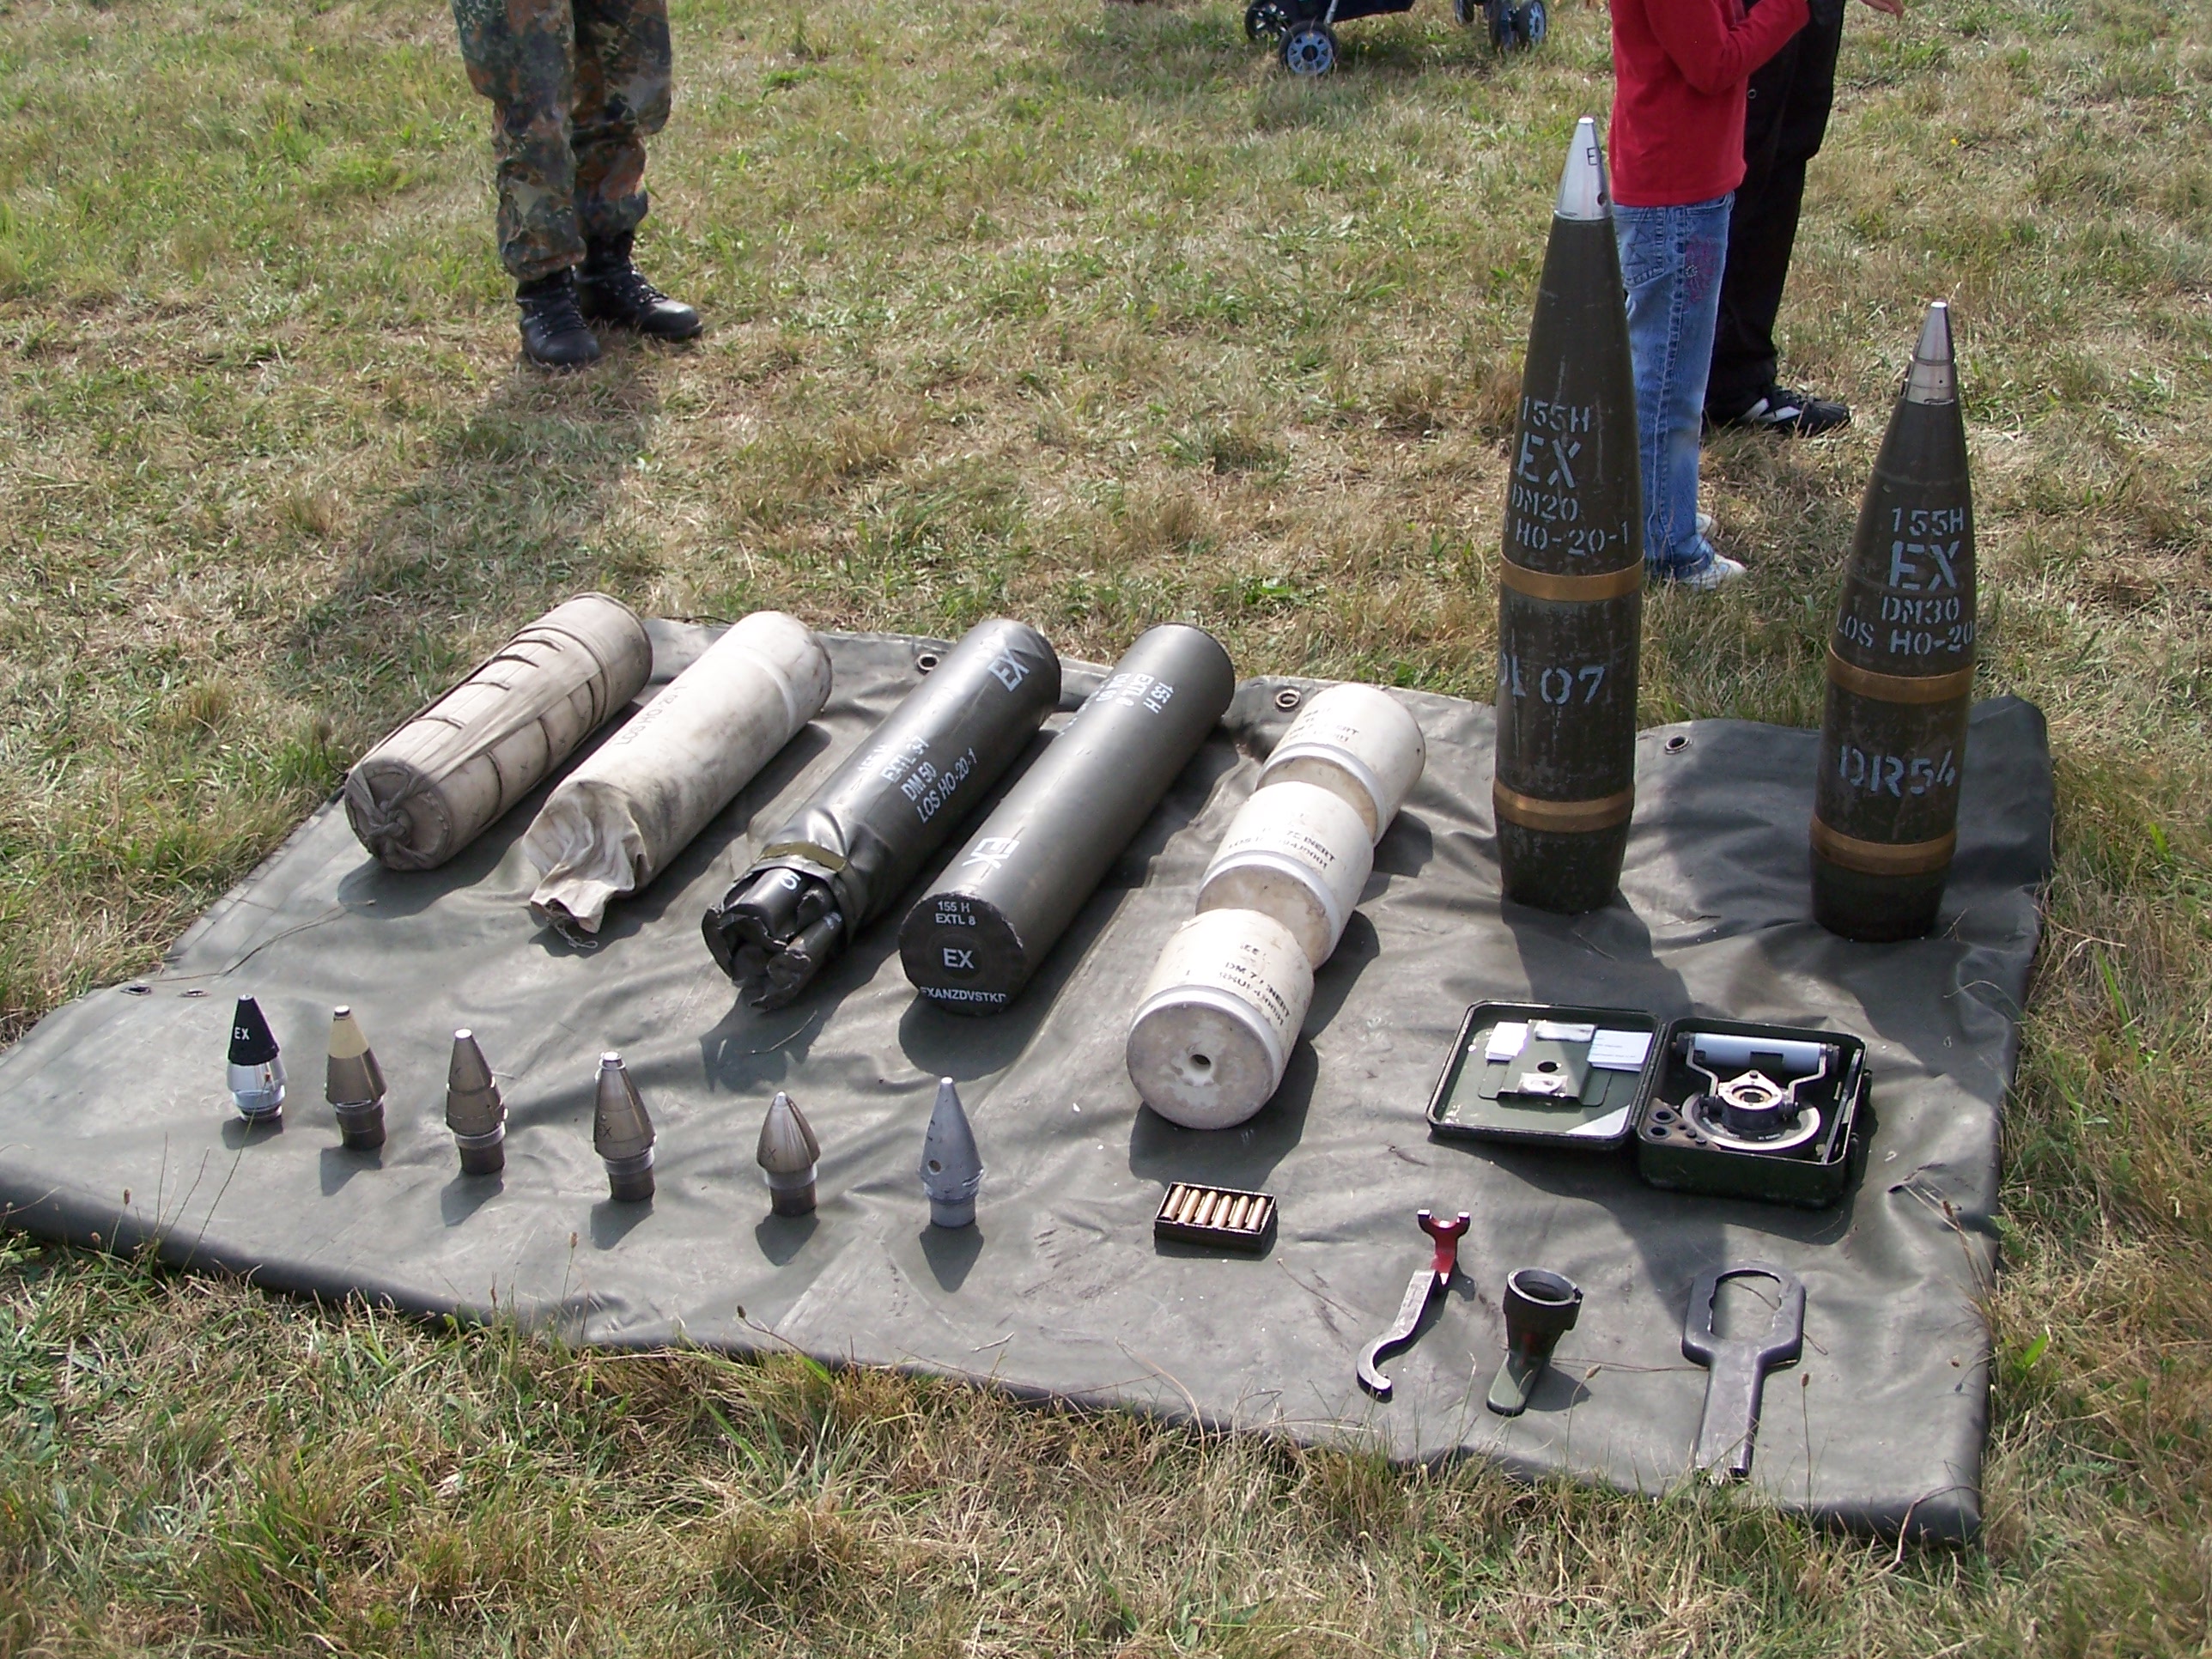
[703,618,1062,1006]
[900,623,1236,1013]
[1493,117,1644,916]
[1255,684,1426,843]
[1127,908,1315,1131]
[1195,780,1374,967]
[522,611,833,937]
[1812,301,1975,941]
[343,593,653,871]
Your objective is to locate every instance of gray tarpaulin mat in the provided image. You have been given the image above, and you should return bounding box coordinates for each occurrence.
[0,627,2051,1540]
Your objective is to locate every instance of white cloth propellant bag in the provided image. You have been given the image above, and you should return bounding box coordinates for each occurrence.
[521,611,833,938]
[343,593,654,871]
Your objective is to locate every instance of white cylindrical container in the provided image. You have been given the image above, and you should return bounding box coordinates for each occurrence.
[1256,683,1427,843]
[343,593,654,871]
[522,611,833,936]
[1127,908,1315,1131]
[1195,781,1374,967]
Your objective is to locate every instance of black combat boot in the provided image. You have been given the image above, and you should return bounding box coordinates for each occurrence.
[579,233,702,340]
[516,270,601,370]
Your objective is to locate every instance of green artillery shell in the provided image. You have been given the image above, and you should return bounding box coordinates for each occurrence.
[1812,302,1974,942]
[1493,117,1643,916]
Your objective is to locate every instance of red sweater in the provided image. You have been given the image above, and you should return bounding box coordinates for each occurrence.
[1608,0,1810,207]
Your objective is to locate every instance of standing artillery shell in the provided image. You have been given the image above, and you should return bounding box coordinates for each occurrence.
[445,1029,506,1177]
[1812,302,1975,942]
[1492,117,1644,916]
[343,594,653,872]
[592,1053,656,1203]
[226,995,287,1122]
[900,623,1236,1014]
[756,1091,821,1217]
[324,1006,387,1151]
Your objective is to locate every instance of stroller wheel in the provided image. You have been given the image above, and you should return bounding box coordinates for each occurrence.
[1452,0,1475,23]
[1515,0,1547,46]
[1245,0,1291,40]
[1485,0,1512,49]
[1281,20,1338,75]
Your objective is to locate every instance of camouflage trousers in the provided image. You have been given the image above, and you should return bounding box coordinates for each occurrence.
[451,0,673,282]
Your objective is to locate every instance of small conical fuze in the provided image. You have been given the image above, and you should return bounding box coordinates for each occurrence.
[1491,115,1644,915]
[1812,301,1974,941]
[226,995,286,1121]
[592,1052,656,1202]
[756,1091,821,1216]
[919,1076,983,1229]
[444,1029,506,1176]
[324,1006,387,1151]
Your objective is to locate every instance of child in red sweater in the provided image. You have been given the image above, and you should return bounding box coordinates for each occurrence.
[1609,0,1809,586]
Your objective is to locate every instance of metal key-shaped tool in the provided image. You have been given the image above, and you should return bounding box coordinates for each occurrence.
[1681,1261,1806,1481]
[1358,1210,1471,1401]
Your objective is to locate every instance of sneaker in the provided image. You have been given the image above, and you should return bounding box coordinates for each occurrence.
[1662,549,1747,591]
[1696,511,1715,540]
[1711,386,1850,437]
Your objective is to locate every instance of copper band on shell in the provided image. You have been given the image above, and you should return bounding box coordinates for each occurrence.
[1493,781,1637,835]
[1498,560,1645,603]
[1810,816,1959,877]
[1825,648,1975,706]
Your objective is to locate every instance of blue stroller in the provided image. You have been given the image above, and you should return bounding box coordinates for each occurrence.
[1247,0,1547,75]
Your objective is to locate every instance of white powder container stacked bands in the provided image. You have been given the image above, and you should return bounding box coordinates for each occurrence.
[1128,684,1426,1129]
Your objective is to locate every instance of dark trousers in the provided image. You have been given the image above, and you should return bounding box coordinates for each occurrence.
[1706,0,1846,418]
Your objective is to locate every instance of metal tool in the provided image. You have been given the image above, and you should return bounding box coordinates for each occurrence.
[1677,1031,1834,1153]
[1485,1267,1583,1417]
[1357,1210,1470,1401]
[1681,1261,1806,1481]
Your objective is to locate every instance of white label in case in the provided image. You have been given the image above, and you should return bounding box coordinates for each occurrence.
[1587,1029,1652,1071]
[1530,1020,1596,1042]
[1484,1021,1530,1062]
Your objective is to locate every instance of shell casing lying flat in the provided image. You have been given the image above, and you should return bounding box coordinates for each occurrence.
[1492,116,1643,916]
[1812,302,1975,942]
[902,624,1235,1015]
[1256,683,1427,843]
[1127,909,1314,1131]
[445,1029,506,1176]
[1153,1184,1276,1252]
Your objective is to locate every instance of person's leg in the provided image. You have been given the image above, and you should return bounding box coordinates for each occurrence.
[1617,197,1735,580]
[1707,0,1847,429]
[570,0,699,336]
[452,0,586,283]
[452,0,599,366]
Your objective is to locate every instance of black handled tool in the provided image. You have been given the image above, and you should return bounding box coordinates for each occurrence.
[1680,1261,1806,1481]
[1358,1210,1470,1401]
[1486,1267,1583,1417]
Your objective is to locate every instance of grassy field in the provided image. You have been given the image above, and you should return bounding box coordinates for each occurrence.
[2,0,2209,1648]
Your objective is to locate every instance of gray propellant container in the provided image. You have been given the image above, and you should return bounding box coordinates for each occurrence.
[343,594,653,871]
[1493,117,1644,915]
[703,619,1062,1007]
[900,623,1235,1014]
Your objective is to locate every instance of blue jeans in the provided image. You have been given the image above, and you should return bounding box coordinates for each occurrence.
[1613,195,1732,578]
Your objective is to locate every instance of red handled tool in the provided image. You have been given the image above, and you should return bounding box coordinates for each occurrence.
[1357,1209,1471,1401]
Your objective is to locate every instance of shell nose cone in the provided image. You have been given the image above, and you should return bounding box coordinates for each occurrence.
[325,1007,386,1105]
[1905,300,1957,405]
[228,996,280,1066]
[920,1076,983,1227]
[1553,116,1610,222]
[757,1091,820,1174]
[444,1030,503,1135]
[592,1053,656,1161]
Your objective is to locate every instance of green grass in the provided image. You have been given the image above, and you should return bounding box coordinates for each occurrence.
[2,0,2209,1648]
